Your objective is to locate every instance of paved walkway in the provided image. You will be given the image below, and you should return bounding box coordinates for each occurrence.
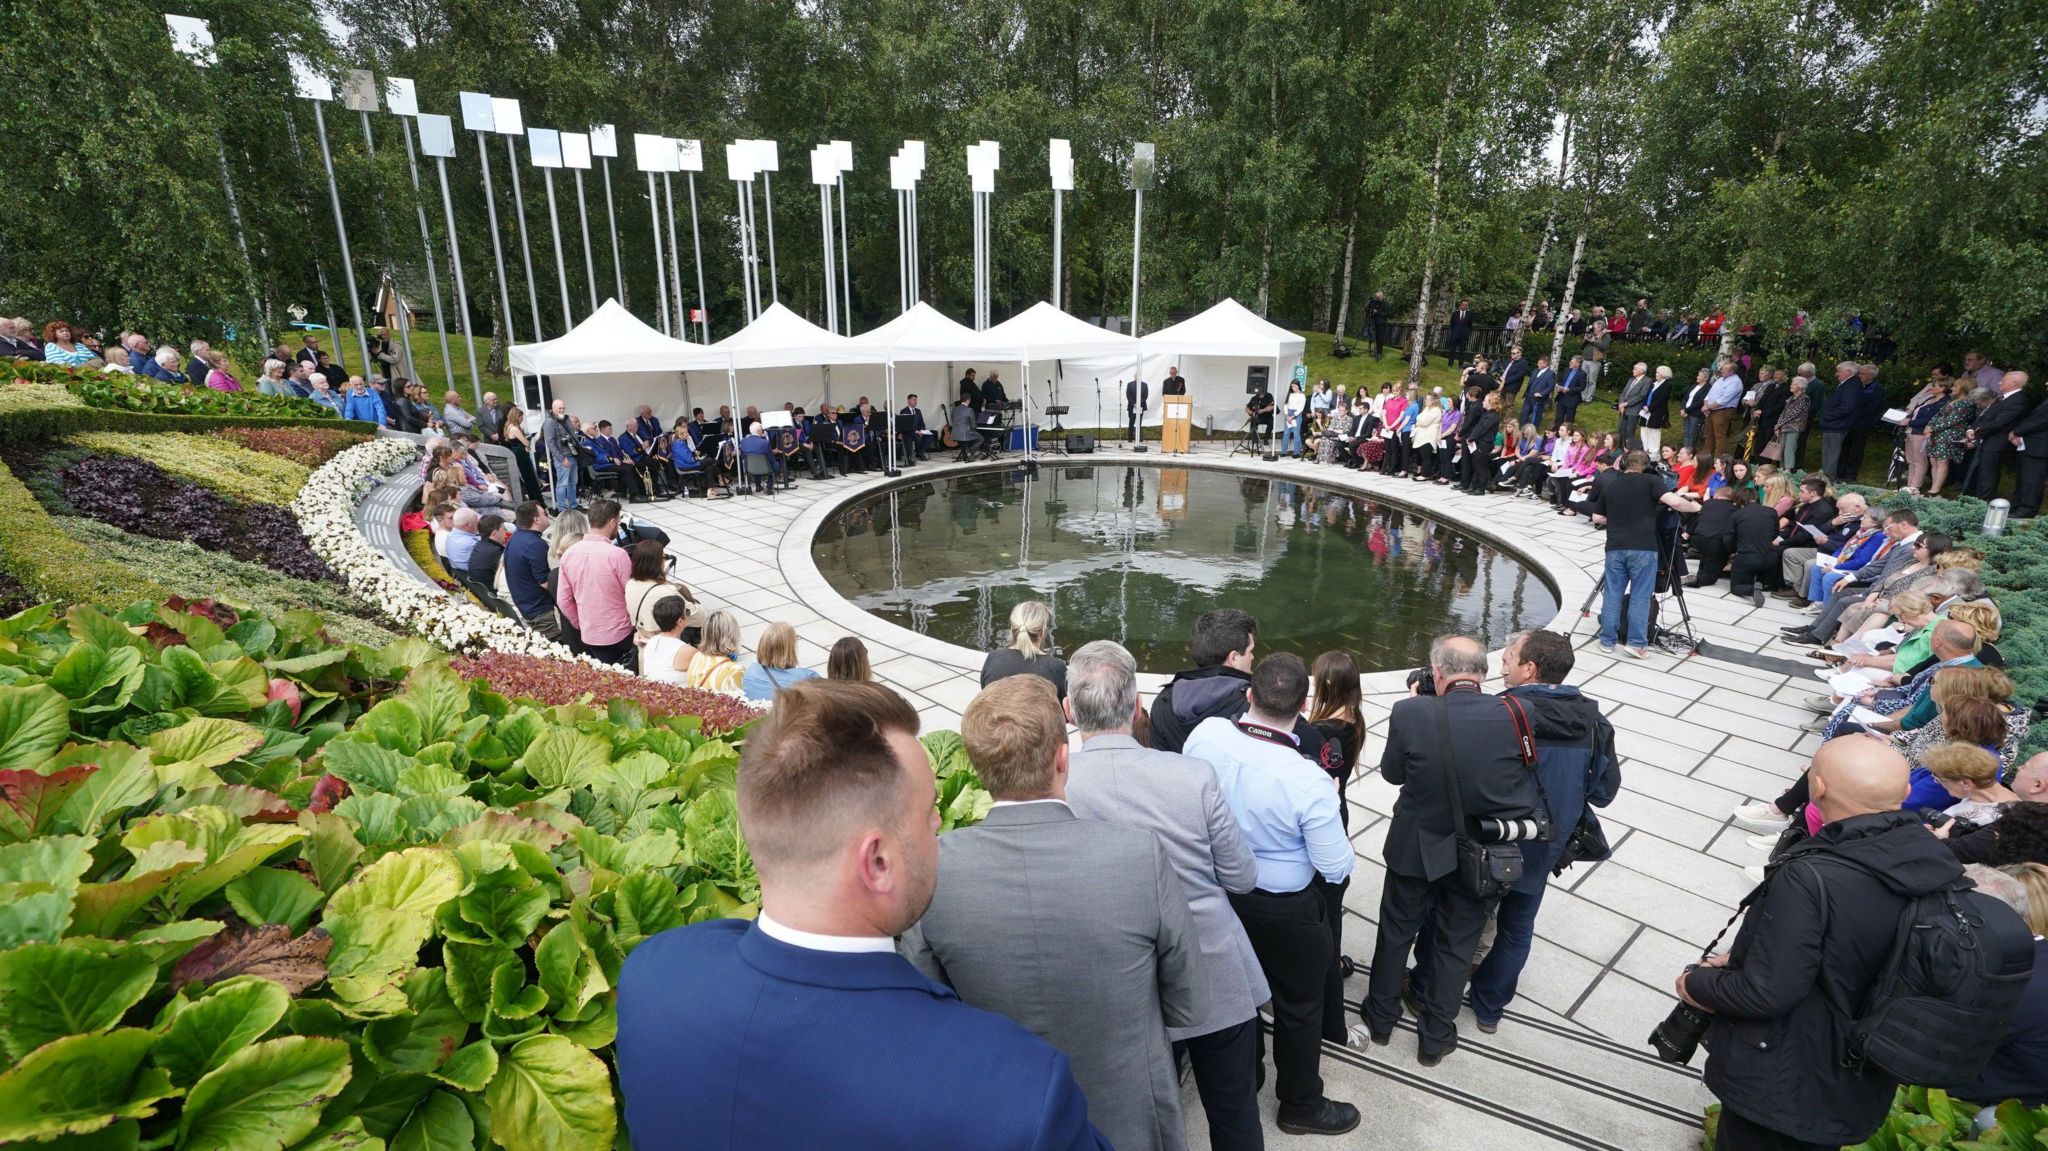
[615,445,1823,1148]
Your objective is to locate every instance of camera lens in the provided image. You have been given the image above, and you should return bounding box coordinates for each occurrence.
[1647,1002,1712,1065]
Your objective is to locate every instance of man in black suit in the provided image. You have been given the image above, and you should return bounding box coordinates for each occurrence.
[1968,371,2030,500]
[1363,292,1391,358]
[1361,636,1544,1066]
[1125,376,1149,442]
[2007,373,2046,517]
[959,369,984,413]
[1161,366,1187,396]
[1444,299,1474,367]
[1498,346,1530,402]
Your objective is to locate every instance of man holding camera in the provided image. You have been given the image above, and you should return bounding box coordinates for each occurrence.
[1361,636,1545,1065]
[1670,739,1971,1150]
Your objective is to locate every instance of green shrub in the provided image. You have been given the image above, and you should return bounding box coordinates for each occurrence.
[3,359,338,421]
[67,431,312,506]
[213,425,375,467]
[0,404,378,441]
[0,380,86,414]
[0,455,164,608]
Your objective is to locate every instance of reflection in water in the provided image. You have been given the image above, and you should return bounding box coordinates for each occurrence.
[810,465,1558,673]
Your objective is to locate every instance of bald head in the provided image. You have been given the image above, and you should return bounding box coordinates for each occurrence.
[1809,737,1910,823]
[2013,753,2048,802]
[1931,620,1980,660]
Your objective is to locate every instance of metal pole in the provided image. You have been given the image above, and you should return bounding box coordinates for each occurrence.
[743,180,762,319]
[971,192,981,330]
[211,134,268,351]
[885,360,899,475]
[897,190,906,314]
[359,109,417,383]
[474,131,518,349]
[1131,186,1145,436]
[734,180,752,322]
[312,102,371,377]
[820,184,837,334]
[282,107,339,339]
[573,169,598,313]
[762,171,779,305]
[398,116,455,393]
[601,158,625,304]
[541,167,573,331]
[1052,188,1063,309]
[687,173,710,343]
[647,175,671,335]
[505,137,545,339]
[662,173,687,338]
[434,155,484,407]
[837,173,852,334]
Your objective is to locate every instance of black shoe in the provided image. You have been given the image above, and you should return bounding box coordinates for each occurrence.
[1476,1019,1499,1035]
[1779,624,1812,635]
[1779,632,1817,646]
[1418,1043,1455,1067]
[1276,1099,1361,1137]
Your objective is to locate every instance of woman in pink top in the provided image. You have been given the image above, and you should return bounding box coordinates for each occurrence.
[191,340,240,391]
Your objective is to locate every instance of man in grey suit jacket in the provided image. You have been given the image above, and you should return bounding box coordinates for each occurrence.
[1062,641,1267,1151]
[902,677,1205,1151]
[1782,507,1923,648]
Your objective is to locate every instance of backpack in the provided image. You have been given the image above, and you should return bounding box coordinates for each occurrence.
[1813,863,2035,1085]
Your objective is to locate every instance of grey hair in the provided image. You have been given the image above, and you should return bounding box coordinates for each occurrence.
[1937,569,1987,599]
[1964,864,2030,921]
[155,346,179,366]
[1798,361,1816,377]
[1836,360,1859,374]
[1429,635,1488,679]
[309,372,328,388]
[700,610,742,658]
[1067,640,1140,734]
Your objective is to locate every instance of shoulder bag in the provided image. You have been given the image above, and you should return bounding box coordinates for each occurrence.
[1433,695,1537,901]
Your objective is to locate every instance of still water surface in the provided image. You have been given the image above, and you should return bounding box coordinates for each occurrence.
[810,465,1557,673]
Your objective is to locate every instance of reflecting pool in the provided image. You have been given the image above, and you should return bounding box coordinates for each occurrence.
[810,465,1558,674]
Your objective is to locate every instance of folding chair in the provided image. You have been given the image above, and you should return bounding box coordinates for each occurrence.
[742,450,775,495]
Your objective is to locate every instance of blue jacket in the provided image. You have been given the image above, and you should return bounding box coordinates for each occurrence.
[1857,379,1888,430]
[502,529,553,620]
[669,437,699,470]
[1527,367,1558,398]
[342,389,388,425]
[1819,379,1862,432]
[1505,683,1619,892]
[134,354,177,384]
[618,920,1110,1151]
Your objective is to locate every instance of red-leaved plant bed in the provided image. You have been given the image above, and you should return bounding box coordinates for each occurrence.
[451,651,764,736]
[213,424,373,467]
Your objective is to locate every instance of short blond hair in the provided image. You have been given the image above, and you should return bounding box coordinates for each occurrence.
[1936,547,1984,571]
[961,676,1065,800]
[1890,590,1932,619]
[2001,864,2048,935]
[1945,599,2002,643]
[755,621,798,670]
[700,610,741,659]
[1924,742,1999,787]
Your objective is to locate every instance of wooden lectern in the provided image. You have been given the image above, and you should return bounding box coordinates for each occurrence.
[1161,401,1193,454]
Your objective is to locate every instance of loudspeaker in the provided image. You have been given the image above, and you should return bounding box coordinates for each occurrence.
[1246,364,1270,394]
[1068,433,1096,454]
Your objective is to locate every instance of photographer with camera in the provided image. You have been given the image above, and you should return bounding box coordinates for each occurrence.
[1667,737,2023,1151]
[1360,636,1545,1066]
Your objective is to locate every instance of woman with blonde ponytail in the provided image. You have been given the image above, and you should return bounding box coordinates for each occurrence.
[979,599,1068,699]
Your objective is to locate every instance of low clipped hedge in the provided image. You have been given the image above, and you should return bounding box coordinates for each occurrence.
[0,405,378,441]
[68,431,313,506]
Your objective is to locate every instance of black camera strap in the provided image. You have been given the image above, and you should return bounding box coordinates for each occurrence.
[1432,696,1470,840]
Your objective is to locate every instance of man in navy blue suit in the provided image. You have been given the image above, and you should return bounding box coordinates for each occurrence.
[617,681,1111,1151]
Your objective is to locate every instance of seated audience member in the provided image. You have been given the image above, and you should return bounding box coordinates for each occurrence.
[901,676,1202,1151]
[625,540,700,637]
[615,680,1111,1151]
[739,422,777,491]
[744,621,821,702]
[685,610,746,694]
[42,321,98,367]
[101,345,134,373]
[153,345,190,385]
[503,502,558,636]
[1936,864,2048,1107]
[637,596,694,686]
[980,600,1067,699]
[1897,673,2031,795]
[443,508,482,572]
[828,637,872,682]
[466,514,510,591]
[1922,741,2019,827]
[1726,489,1782,604]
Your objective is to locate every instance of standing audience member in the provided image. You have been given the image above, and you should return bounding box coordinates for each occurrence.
[1818,361,1863,480]
[1703,358,1745,458]
[904,677,1203,1151]
[2010,383,2048,518]
[544,399,580,512]
[1926,375,1978,497]
[1363,637,1545,1066]
[617,682,1112,1151]
[1063,641,1267,1151]
[556,499,634,666]
[981,600,1068,699]
[1184,654,1359,1137]
[1775,370,1812,469]
[1592,450,1701,657]
[1840,362,1888,480]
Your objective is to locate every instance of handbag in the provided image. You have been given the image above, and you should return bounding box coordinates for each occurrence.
[1760,438,1783,462]
[1433,696,1526,901]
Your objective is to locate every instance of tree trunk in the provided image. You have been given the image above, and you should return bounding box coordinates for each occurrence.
[1407,77,1457,387]
[1258,59,1277,316]
[1550,226,1590,368]
[486,299,507,375]
[1333,210,1358,346]
[1519,112,1573,327]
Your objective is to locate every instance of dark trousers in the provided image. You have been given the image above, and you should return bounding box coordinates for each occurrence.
[1519,395,1548,429]
[1370,321,1389,357]
[1320,877,1351,1042]
[1460,445,1494,492]
[1366,871,1494,1056]
[1717,1107,1839,1151]
[1556,391,1582,428]
[578,633,635,668]
[1412,443,1436,477]
[1411,883,1547,1026]
[1250,414,1274,445]
[1692,534,1733,585]
[1973,444,2015,500]
[1839,426,1870,480]
[1730,552,1778,597]
[1438,442,1461,481]
[1229,887,1331,1106]
[1445,333,1468,366]
[2016,454,2047,518]
[1174,1018,1263,1151]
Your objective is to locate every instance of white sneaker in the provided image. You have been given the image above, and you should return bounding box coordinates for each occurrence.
[1743,865,1766,884]
[1731,801,1790,834]
[1746,832,1782,851]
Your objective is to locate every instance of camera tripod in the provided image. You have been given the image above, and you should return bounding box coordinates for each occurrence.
[1571,522,1700,653]
[1228,417,1263,458]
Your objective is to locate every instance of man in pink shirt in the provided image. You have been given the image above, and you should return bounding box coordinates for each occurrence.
[556,499,636,666]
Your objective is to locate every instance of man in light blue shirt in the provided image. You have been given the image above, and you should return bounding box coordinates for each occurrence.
[1184,653,1358,1138]
[1704,358,1746,457]
[443,507,482,573]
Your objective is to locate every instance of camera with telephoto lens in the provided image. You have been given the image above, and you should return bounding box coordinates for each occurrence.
[1478,815,1553,844]
[1649,965,1712,1064]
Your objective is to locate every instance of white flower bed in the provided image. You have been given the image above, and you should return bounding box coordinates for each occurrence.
[293,437,586,660]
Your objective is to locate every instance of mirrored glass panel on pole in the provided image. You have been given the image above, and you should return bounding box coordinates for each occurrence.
[385,77,455,394]
[417,113,483,404]
[293,57,371,377]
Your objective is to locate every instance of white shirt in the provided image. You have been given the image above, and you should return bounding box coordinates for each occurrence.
[756,912,894,954]
[989,798,1071,811]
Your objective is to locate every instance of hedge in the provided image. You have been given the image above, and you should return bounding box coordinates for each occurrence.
[0,404,379,441]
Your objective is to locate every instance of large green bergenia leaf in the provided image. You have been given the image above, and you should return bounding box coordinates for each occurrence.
[297,811,364,894]
[70,843,207,938]
[0,1029,177,1142]
[350,699,424,756]
[391,1090,474,1151]
[362,969,469,1075]
[0,761,99,845]
[0,833,94,947]
[681,791,757,902]
[53,743,160,838]
[318,740,413,795]
[608,871,686,952]
[288,1116,386,1150]
[441,842,551,947]
[333,794,404,847]
[484,1035,616,1151]
[322,849,461,1012]
[226,869,327,934]
[64,605,150,656]
[517,728,611,791]
[146,718,267,791]
[0,940,158,1060]
[535,921,608,1022]
[177,1035,352,1151]
[153,975,291,1087]
[50,644,145,711]
[402,664,471,748]
[0,683,69,773]
[120,806,307,915]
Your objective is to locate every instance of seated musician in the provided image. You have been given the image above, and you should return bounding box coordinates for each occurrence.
[948,395,982,462]
[898,393,931,462]
[982,371,1010,409]
[591,421,648,502]
[811,404,850,476]
[689,407,718,447]
[739,421,776,491]
[789,407,828,478]
[1246,384,1277,444]
[772,422,807,480]
[851,400,884,471]
[619,422,670,497]
[630,405,662,448]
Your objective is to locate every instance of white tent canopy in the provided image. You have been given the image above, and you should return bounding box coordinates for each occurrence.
[1142,297,1306,360]
[1114,297,1309,431]
[983,301,1138,362]
[847,301,1022,361]
[506,299,712,428]
[704,302,885,370]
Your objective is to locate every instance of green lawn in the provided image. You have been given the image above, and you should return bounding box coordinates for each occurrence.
[312,325,513,395]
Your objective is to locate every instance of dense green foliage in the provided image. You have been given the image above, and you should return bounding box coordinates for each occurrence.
[1711,1088,2048,1151]
[1,0,2038,371]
